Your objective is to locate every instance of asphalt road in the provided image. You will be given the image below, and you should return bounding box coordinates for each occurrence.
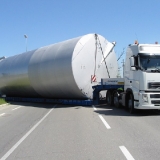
[0,102,160,160]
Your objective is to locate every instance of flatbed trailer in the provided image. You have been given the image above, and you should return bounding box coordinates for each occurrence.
[4,97,93,106]
[92,84,124,105]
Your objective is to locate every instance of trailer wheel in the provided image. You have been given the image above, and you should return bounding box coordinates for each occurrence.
[106,90,113,106]
[113,91,121,108]
[128,93,134,114]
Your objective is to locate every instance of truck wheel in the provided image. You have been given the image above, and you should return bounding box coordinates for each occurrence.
[113,91,120,108]
[106,90,113,106]
[128,93,134,114]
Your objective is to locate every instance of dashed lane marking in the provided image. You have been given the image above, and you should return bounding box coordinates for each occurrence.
[99,115,111,129]
[92,105,111,129]
[92,106,97,111]
[93,107,135,159]
[0,113,5,117]
[119,146,135,160]
[12,106,21,111]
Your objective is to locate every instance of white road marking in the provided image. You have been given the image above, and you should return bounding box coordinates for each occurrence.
[92,105,111,129]
[99,115,111,129]
[119,146,135,160]
[92,105,97,110]
[0,105,56,160]
[92,105,112,111]
[12,106,21,111]
[0,113,5,117]
[0,105,9,111]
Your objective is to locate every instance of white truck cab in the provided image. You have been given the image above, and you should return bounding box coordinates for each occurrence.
[124,42,160,111]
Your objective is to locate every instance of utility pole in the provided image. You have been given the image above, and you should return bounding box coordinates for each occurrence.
[117,66,121,78]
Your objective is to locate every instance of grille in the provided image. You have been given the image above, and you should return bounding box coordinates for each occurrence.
[151,100,160,104]
[150,94,160,98]
[148,82,160,89]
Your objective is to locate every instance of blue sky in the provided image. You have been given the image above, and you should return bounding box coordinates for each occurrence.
[0,0,160,70]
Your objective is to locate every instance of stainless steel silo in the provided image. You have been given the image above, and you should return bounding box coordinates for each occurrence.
[0,34,118,99]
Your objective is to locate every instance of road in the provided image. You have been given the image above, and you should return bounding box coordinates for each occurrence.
[0,102,160,160]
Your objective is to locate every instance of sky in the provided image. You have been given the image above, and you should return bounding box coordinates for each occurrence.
[0,0,160,73]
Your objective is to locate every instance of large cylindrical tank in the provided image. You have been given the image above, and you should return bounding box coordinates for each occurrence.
[0,33,118,99]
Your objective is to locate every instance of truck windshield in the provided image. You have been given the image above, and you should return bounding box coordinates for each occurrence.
[139,54,160,71]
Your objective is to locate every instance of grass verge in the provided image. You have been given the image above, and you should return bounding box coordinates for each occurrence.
[0,98,7,105]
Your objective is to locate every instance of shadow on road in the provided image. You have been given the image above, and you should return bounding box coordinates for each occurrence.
[7,101,92,109]
[94,104,160,117]
[8,102,56,109]
[6,101,160,116]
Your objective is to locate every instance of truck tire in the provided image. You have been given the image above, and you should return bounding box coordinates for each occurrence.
[106,90,113,106]
[128,93,135,114]
[113,91,121,108]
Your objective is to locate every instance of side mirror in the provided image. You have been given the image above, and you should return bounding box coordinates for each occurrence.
[130,57,135,67]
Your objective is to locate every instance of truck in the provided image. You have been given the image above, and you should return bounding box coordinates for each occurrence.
[1,33,160,113]
[93,41,160,113]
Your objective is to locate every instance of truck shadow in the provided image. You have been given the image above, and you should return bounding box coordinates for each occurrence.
[6,101,160,116]
[94,104,160,117]
[8,102,56,109]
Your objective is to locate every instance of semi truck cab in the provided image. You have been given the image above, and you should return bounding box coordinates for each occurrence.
[124,42,160,111]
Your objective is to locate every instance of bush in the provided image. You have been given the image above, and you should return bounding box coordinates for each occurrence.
[0,98,7,105]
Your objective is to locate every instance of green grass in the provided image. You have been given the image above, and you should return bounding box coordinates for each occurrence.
[0,98,7,105]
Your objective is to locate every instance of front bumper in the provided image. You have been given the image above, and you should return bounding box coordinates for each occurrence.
[135,92,160,109]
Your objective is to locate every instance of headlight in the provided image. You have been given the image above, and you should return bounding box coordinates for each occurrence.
[142,94,148,102]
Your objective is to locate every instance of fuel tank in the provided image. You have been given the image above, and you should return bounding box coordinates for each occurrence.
[0,34,118,99]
